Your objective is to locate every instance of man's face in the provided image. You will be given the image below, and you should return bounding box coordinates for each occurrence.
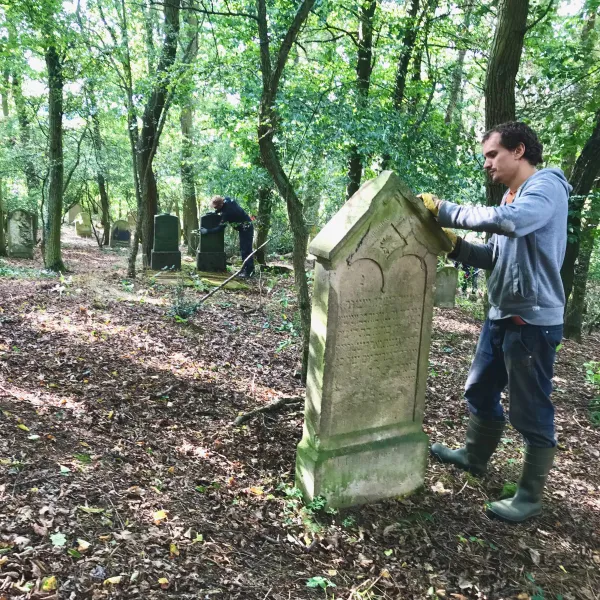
[482,132,522,186]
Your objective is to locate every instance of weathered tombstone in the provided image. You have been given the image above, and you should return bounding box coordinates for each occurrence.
[67,203,82,224]
[196,212,226,272]
[295,171,452,508]
[110,219,131,248]
[434,265,459,308]
[75,212,92,238]
[7,210,34,259]
[151,213,181,270]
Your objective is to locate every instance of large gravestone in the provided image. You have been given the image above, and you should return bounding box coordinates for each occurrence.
[295,171,452,508]
[434,265,459,308]
[196,212,226,272]
[151,214,181,271]
[7,210,35,259]
[75,213,92,238]
[67,203,82,224]
[110,219,131,248]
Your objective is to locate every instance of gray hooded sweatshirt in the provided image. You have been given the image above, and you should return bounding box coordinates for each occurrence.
[438,168,571,326]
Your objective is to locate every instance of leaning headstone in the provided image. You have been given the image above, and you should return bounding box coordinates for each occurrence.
[110,220,131,248]
[295,171,452,508]
[67,203,82,224]
[151,213,181,270]
[7,210,35,259]
[196,212,226,272]
[75,213,92,238]
[434,265,459,308]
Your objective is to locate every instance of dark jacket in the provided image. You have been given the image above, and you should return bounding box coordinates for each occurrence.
[206,197,251,233]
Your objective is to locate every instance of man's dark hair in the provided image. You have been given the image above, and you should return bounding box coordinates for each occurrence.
[482,121,543,166]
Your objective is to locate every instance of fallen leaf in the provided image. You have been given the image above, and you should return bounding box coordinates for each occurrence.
[77,506,104,514]
[17,423,30,432]
[169,542,179,557]
[103,576,122,585]
[77,539,91,552]
[50,532,67,547]
[153,510,169,524]
[249,486,263,496]
[158,577,169,589]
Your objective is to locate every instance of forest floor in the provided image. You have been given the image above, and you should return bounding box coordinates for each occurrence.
[0,228,599,600]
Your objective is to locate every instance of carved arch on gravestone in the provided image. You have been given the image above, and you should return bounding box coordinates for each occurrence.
[326,251,428,437]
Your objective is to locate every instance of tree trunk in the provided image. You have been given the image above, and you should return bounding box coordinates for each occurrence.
[181,106,198,254]
[561,109,600,310]
[180,3,199,255]
[445,6,472,124]
[381,0,420,171]
[137,0,181,266]
[89,105,110,245]
[44,46,65,272]
[12,72,41,218]
[0,180,6,257]
[564,209,599,342]
[1,69,8,118]
[256,0,316,381]
[346,0,376,199]
[255,183,272,265]
[484,0,529,207]
[393,0,420,111]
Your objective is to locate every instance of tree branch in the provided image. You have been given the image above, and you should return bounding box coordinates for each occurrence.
[232,395,303,426]
[198,239,269,305]
[271,0,316,96]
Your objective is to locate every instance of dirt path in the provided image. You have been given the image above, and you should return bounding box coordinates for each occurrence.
[0,236,598,599]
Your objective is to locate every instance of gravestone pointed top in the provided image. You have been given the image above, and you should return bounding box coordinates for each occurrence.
[310,171,452,264]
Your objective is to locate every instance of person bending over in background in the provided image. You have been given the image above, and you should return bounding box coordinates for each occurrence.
[201,195,254,277]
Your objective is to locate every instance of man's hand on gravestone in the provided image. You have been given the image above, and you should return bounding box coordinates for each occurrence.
[442,228,458,250]
[417,193,441,217]
[200,227,208,234]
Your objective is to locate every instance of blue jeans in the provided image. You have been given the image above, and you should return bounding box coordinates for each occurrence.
[465,319,563,448]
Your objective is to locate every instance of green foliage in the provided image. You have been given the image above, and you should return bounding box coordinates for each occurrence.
[0,260,56,280]
[306,576,336,590]
[168,278,201,321]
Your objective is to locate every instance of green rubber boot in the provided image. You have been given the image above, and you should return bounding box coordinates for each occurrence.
[430,414,505,476]
[486,446,556,523]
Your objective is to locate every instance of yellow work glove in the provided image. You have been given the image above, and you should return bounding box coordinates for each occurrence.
[417,193,442,217]
[442,228,458,250]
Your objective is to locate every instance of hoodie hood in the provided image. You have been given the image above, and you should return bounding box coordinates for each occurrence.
[528,167,573,195]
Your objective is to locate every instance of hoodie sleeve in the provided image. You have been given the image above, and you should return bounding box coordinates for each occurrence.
[449,235,496,270]
[438,176,561,238]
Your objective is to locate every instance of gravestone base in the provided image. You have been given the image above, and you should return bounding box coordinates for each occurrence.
[196,251,227,272]
[296,429,428,508]
[8,247,34,259]
[151,250,181,271]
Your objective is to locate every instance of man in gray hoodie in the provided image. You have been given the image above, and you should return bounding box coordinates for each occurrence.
[421,121,572,523]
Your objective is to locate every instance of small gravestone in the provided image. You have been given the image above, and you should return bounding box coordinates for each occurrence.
[151,214,181,270]
[7,210,34,259]
[295,171,452,508]
[434,265,459,308]
[196,212,226,272]
[67,203,82,224]
[110,220,131,248]
[75,213,92,238]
